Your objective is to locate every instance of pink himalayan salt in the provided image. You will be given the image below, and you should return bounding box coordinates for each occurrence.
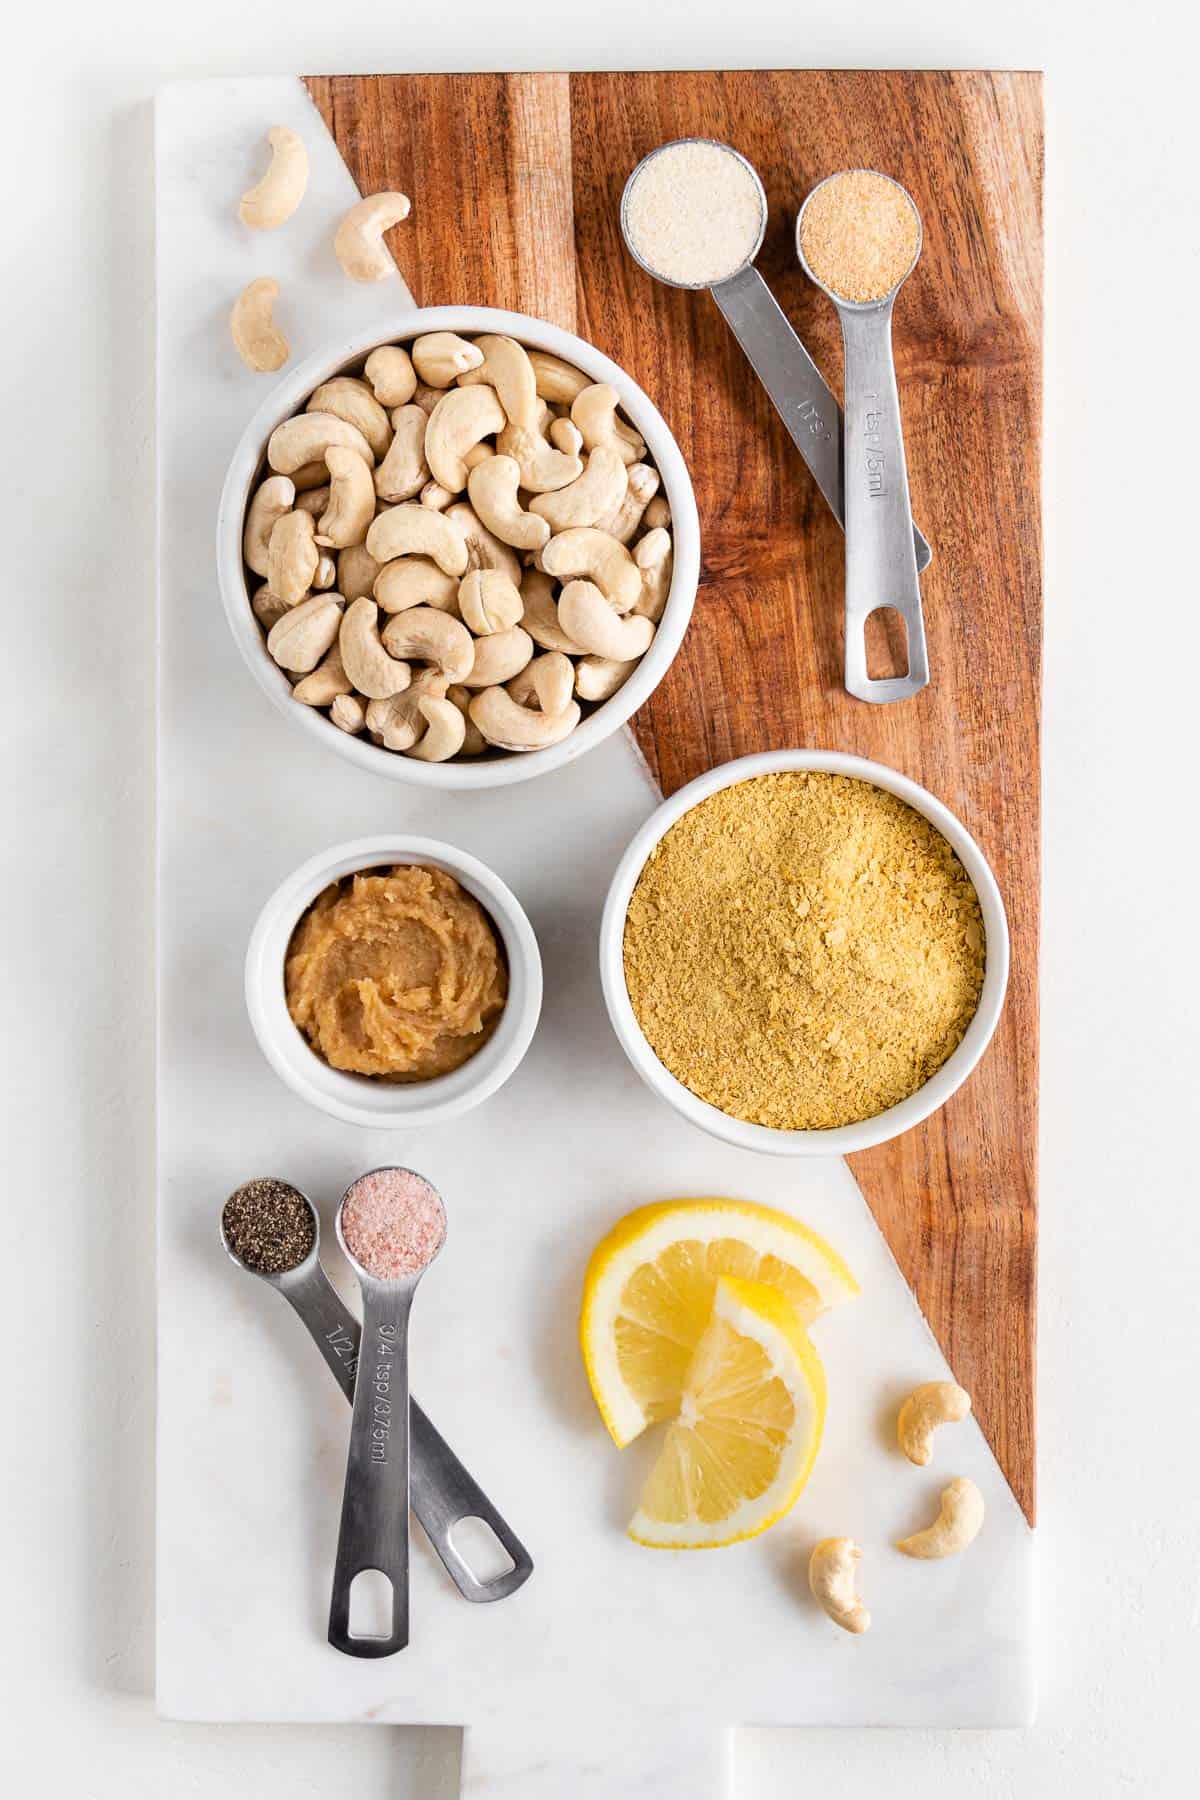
[341,1168,446,1280]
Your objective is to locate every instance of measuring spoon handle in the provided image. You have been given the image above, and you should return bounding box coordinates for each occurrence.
[709,264,932,574]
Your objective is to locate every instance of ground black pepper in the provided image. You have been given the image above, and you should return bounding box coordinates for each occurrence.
[222,1178,315,1275]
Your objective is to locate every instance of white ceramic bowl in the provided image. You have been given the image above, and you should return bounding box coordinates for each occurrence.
[599,750,1010,1157]
[217,307,700,788]
[245,835,542,1129]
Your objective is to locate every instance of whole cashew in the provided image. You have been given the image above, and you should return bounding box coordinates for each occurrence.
[460,335,582,492]
[338,596,413,699]
[458,569,524,636]
[406,695,468,763]
[467,456,550,551]
[252,584,289,632]
[458,626,534,688]
[381,606,475,683]
[424,385,506,492]
[527,349,590,404]
[571,383,646,465]
[420,479,455,511]
[330,692,366,735]
[444,503,523,586]
[507,651,574,717]
[231,277,289,373]
[239,125,309,231]
[267,509,318,604]
[316,446,375,548]
[519,568,585,654]
[266,593,341,673]
[558,580,655,661]
[336,544,381,602]
[373,405,431,503]
[897,1383,972,1467]
[897,1478,985,1559]
[541,528,642,612]
[268,412,374,477]
[530,446,628,534]
[334,191,411,282]
[575,654,636,702]
[364,345,417,408]
[366,504,469,577]
[644,495,671,530]
[632,526,673,621]
[290,460,334,492]
[549,417,583,456]
[313,552,337,590]
[412,332,485,388]
[808,1539,870,1635]
[365,670,449,751]
[374,556,461,615]
[292,643,352,706]
[292,484,330,519]
[469,685,581,750]
[243,474,296,576]
[307,377,393,460]
[463,442,495,471]
[412,383,445,415]
[595,462,660,543]
[446,684,488,754]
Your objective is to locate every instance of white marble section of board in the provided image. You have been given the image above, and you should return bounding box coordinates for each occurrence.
[155,75,1034,1774]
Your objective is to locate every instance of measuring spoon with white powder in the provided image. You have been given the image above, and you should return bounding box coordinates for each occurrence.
[620,138,931,579]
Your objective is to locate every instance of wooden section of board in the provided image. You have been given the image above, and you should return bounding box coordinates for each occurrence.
[305,70,1042,1524]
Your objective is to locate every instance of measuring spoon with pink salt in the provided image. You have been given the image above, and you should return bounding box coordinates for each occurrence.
[328,1166,449,1657]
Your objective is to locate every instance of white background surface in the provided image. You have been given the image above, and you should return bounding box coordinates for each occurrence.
[2,2,1196,1795]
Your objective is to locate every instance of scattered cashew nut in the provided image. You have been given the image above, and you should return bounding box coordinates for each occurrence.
[243,475,296,577]
[316,446,376,549]
[381,606,475,683]
[334,191,411,283]
[338,596,413,699]
[469,685,581,750]
[266,593,341,674]
[412,332,485,387]
[808,1539,870,1635]
[897,1383,972,1467]
[239,126,309,231]
[896,1478,985,1559]
[231,277,289,373]
[266,510,318,605]
[366,503,469,576]
[458,569,524,636]
[467,456,551,551]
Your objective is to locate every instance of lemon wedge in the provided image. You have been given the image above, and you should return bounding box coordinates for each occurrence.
[579,1197,857,1448]
[629,1275,827,1548]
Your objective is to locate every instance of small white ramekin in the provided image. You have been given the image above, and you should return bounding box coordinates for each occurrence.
[245,835,542,1130]
[599,750,1010,1157]
[217,306,700,789]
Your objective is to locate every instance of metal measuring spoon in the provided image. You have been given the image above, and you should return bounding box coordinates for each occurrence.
[619,139,931,575]
[221,1179,531,1613]
[796,171,929,703]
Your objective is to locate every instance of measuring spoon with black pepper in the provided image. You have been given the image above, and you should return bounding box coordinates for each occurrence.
[220,1179,533,1612]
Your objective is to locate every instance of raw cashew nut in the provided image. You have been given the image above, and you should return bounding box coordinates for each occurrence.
[808,1539,870,1635]
[252,584,289,632]
[575,654,636,702]
[458,627,534,688]
[549,416,583,456]
[469,685,581,750]
[373,405,431,503]
[336,544,381,602]
[239,126,309,231]
[366,503,469,576]
[558,580,655,661]
[365,670,448,751]
[632,527,673,621]
[424,385,506,493]
[897,1478,985,1559]
[292,643,352,706]
[595,461,660,543]
[458,569,524,636]
[338,596,413,699]
[897,1383,972,1467]
[231,277,289,373]
[406,695,467,763]
[530,446,628,533]
[527,349,590,404]
[412,383,445,415]
[316,446,375,548]
[313,552,337,590]
[364,345,417,407]
[381,606,475,682]
[467,456,550,551]
[334,191,411,283]
[519,568,584,654]
[268,412,374,477]
[541,529,643,612]
[571,383,646,465]
[644,495,671,530]
[293,485,330,518]
[507,651,574,717]
[460,335,582,492]
[266,593,341,673]
[374,556,461,615]
[267,510,318,604]
[307,377,393,460]
[412,332,485,388]
[444,503,523,585]
[290,460,334,492]
[420,479,455,511]
[463,442,495,471]
[243,475,296,576]
[330,693,366,735]
[446,684,488,754]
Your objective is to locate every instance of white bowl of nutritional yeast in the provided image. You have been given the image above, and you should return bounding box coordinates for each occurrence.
[599,749,1010,1158]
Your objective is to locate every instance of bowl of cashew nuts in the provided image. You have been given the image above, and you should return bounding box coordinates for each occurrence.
[217,309,700,786]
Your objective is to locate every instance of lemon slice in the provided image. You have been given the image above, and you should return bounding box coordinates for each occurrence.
[629,1275,826,1548]
[579,1198,857,1447]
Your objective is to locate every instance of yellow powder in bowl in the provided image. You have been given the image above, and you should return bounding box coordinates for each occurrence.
[622,773,985,1131]
[799,169,920,304]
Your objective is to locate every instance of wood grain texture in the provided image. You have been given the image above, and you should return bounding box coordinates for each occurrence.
[305,70,1042,1523]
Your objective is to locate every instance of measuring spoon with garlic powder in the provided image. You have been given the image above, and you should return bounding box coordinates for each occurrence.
[328,1167,447,1656]
[620,138,931,577]
[220,1179,531,1610]
[796,171,929,703]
